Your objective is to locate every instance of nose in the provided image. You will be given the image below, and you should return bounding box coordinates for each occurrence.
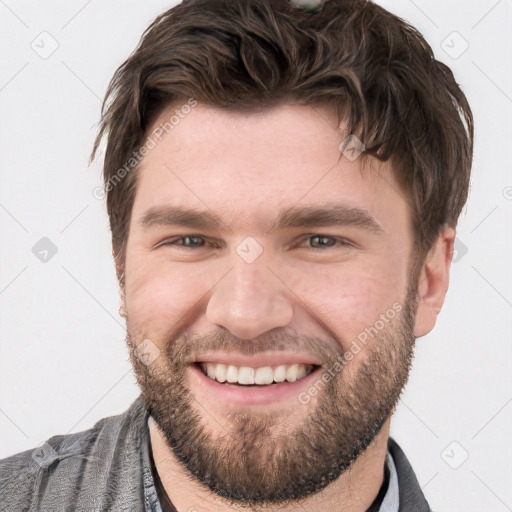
[205,256,294,340]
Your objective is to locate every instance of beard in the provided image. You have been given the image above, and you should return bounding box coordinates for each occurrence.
[126,281,418,506]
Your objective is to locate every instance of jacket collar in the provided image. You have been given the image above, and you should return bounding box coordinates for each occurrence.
[387,437,431,511]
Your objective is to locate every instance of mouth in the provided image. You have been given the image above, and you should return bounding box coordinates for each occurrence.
[188,358,324,407]
[188,353,324,406]
[196,362,318,386]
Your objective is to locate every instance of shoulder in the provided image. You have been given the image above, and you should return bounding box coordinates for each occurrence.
[0,395,148,511]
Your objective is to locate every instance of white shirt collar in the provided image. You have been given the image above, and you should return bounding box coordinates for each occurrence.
[379,451,400,512]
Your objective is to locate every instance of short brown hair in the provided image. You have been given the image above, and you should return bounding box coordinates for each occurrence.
[91,0,473,282]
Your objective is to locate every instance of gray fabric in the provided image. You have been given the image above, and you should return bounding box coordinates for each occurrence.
[0,395,157,511]
[0,395,431,511]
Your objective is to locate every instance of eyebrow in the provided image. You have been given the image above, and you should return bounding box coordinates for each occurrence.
[270,204,383,233]
[139,204,384,234]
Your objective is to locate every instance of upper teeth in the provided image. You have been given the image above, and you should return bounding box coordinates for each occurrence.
[200,363,314,385]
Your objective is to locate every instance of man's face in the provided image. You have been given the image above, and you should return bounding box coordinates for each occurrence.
[123,103,418,503]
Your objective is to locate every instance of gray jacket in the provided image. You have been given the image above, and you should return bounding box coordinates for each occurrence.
[0,395,431,511]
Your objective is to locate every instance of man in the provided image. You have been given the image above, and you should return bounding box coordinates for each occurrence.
[0,0,473,510]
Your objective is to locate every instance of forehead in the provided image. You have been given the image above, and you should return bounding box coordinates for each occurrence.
[131,102,409,234]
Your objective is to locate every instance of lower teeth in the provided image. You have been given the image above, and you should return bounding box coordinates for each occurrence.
[226,381,277,386]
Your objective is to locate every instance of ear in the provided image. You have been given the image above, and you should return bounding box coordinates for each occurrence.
[413,225,456,338]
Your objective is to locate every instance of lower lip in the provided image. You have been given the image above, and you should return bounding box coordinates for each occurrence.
[188,364,320,407]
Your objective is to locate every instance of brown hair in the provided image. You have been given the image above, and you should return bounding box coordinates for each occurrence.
[91,0,473,282]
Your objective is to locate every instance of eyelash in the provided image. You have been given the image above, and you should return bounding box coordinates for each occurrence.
[157,234,354,251]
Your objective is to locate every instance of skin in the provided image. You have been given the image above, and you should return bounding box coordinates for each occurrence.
[120,102,455,511]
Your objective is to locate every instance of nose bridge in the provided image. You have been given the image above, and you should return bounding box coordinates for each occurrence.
[205,249,294,340]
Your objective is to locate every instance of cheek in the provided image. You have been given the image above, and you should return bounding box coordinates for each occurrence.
[124,261,210,339]
[338,275,400,335]
[283,260,407,352]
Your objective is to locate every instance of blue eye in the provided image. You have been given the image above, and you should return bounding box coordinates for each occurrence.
[162,236,207,249]
[308,235,336,249]
[301,235,353,250]
[177,236,205,248]
[157,234,353,252]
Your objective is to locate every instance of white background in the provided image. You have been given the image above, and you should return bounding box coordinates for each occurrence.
[0,1,511,510]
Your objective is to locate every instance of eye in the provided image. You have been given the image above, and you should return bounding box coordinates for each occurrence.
[156,234,353,252]
[157,235,212,250]
[296,235,354,250]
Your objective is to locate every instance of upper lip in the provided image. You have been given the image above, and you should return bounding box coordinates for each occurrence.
[192,351,322,368]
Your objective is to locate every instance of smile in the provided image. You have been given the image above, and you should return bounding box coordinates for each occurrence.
[198,363,316,386]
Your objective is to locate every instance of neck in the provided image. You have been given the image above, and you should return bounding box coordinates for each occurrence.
[149,418,390,512]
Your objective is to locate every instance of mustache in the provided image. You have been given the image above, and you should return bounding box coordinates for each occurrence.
[163,329,344,366]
